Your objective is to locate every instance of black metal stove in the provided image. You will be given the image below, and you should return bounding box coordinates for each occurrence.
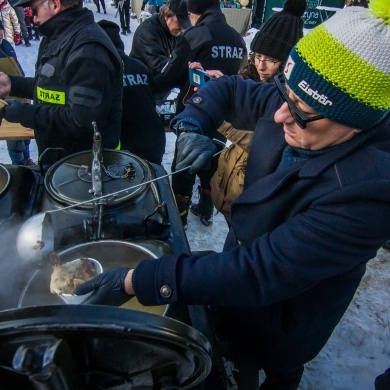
[0,305,212,389]
[0,129,216,389]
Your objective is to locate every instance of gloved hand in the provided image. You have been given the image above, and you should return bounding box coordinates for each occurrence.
[176,132,216,174]
[13,33,21,45]
[74,267,133,306]
[2,99,24,123]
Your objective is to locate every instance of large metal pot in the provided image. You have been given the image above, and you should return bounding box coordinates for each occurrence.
[18,240,172,316]
[43,150,153,210]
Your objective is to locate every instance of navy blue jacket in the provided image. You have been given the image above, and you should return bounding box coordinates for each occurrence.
[133,76,390,370]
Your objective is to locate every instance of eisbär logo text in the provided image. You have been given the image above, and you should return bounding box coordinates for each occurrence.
[298,80,333,107]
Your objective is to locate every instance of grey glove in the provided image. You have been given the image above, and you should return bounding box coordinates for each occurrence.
[74,267,133,306]
[175,132,216,174]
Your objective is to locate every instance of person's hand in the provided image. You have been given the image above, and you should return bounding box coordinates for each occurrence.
[74,267,134,306]
[176,132,216,173]
[188,61,204,71]
[204,69,224,78]
[2,99,23,123]
[0,73,12,98]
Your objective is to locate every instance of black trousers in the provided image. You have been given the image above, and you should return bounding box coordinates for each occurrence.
[119,0,130,30]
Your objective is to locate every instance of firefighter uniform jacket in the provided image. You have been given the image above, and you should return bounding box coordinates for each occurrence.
[9,6,122,165]
[130,13,177,78]
[120,49,166,165]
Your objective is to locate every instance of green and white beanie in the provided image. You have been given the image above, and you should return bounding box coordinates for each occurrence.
[283,0,390,130]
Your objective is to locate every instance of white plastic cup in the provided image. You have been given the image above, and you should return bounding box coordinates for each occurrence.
[59,258,103,304]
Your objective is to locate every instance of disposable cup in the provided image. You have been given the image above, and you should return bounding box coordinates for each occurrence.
[59,258,103,304]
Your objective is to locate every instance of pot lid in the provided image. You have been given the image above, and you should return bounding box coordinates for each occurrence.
[0,305,212,389]
[44,150,152,209]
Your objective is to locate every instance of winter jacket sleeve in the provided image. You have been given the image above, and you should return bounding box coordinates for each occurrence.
[133,164,390,307]
[171,75,281,136]
[130,20,175,77]
[9,7,20,35]
[9,75,34,99]
[152,33,191,93]
[134,29,170,76]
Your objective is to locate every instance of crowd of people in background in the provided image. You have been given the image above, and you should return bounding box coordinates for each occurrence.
[0,0,389,388]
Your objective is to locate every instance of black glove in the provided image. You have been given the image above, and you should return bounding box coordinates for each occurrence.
[74,267,133,306]
[2,99,24,123]
[176,132,216,174]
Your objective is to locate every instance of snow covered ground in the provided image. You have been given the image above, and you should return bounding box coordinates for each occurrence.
[2,4,389,388]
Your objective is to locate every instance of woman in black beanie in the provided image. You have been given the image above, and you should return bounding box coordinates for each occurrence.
[241,0,306,82]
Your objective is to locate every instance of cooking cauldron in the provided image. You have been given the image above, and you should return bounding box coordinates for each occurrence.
[18,240,171,316]
[0,135,219,389]
[39,149,170,246]
[0,305,212,389]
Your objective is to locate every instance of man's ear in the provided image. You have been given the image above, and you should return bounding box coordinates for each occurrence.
[52,0,64,14]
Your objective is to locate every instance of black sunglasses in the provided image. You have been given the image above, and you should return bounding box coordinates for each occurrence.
[274,73,324,129]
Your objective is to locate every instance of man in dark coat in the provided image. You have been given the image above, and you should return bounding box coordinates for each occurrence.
[152,0,246,112]
[98,20,166,165]
[154,0,247,228]
[130,0,189,78]
[75,2,390,389]
[0,0,122,166]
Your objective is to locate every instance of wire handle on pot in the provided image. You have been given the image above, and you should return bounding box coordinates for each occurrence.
[91,122,103,199]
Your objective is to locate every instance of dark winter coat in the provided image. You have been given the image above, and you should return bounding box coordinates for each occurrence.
[129,13,177,78]
[9,6,122,165]
[119,49,166,164]
[152,7,247,112]
[133,76,390,371]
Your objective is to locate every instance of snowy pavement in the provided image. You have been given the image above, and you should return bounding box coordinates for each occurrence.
[2,4,390,388]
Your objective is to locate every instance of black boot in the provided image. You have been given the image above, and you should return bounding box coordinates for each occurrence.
[24,38,31,47]
[27,26,33,40]
[175,194,191,229]
[190,186,214,227]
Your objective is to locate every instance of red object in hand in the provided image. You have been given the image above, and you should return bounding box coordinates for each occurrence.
[14,33,21,45]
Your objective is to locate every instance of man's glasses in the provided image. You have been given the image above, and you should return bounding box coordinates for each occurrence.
[31,0,48,16]
[251,53,280,66]
[274,73,324,129]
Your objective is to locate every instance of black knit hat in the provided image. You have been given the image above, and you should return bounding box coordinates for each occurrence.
[250,0,306,62]
[97,20,124,51]
[167,0,190,29]
[187,0,220,14]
